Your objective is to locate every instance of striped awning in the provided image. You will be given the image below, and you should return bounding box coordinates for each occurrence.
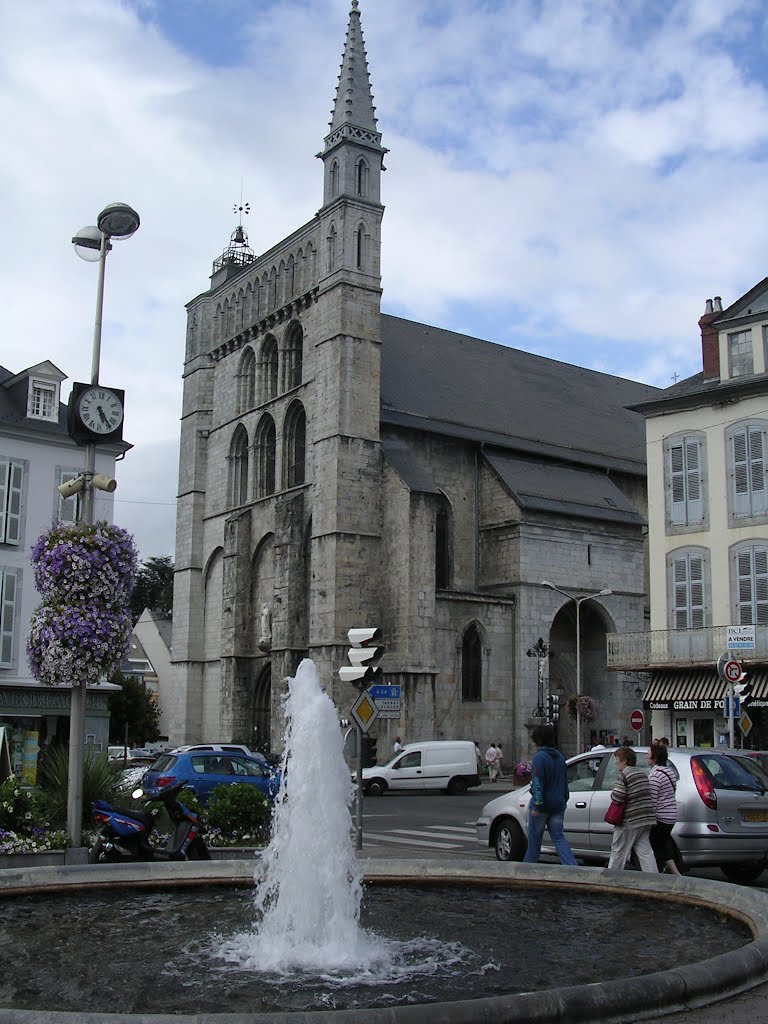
[643,667,768,711]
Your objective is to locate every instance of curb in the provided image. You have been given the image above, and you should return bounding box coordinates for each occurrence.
[1,859,767,1023]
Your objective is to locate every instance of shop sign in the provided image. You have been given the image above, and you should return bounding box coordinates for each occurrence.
[646,698,730,711]
[0,689,109,713]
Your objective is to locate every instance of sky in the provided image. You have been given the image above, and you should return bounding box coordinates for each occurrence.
[3,0,768,560]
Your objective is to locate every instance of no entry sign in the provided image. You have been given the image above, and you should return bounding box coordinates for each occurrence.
[630,709,645,732]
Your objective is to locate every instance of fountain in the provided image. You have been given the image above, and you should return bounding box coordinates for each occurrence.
[2,659,768,1022]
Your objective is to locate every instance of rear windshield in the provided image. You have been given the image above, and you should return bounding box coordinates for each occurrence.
[695,753,767,792]
[149,754,177,772]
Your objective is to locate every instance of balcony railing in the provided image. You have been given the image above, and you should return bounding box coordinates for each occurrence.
[606,625,768,670]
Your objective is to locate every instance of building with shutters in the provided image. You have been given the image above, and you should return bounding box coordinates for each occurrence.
[0,360,124,774]
[608,282,768,748]
[168,1,660,762]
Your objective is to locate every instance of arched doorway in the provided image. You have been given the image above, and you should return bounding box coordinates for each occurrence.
[252,661,272,754]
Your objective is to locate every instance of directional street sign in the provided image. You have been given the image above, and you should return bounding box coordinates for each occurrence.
[369,685,401,701]
[724,696,741,719]
[350,690,379,733]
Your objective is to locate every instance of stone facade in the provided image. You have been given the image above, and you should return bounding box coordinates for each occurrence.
[168,3,658,765]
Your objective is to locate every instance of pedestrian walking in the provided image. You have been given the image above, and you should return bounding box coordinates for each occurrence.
[647,742,681,874]
[606,747,658,872]
[485,743,499,782]
[523,724,577,866]
[474,740,483,772]
[393,736,404,753]
[496,743,504,779]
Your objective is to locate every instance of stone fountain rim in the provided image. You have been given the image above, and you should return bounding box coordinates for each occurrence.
[1,856,768,1024]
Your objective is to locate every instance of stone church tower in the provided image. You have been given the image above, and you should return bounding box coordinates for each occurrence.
[169,1,658,761]
[170,1,388,750]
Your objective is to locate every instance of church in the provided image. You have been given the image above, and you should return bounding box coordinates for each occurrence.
[167,1,659,764]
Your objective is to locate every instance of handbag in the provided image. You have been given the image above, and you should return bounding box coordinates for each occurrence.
[604,799,625,826]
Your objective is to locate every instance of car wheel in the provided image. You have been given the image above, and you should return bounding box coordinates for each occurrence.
[447,777,468,795]
[366,779,387,796]
[721,862,766,884]
[494,816,526,862]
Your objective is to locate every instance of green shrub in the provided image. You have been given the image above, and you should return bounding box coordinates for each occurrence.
[34,745,123,832]
[204,783,270,839]
[0,776,34,831]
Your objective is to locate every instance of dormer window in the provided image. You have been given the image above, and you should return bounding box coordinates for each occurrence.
[27,379,58,421]
[728,330,753,378]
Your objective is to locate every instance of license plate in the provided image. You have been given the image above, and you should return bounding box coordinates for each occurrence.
[741,809,768,822]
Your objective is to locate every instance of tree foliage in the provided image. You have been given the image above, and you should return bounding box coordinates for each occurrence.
[130,555,174,624]
[108,672,161,746]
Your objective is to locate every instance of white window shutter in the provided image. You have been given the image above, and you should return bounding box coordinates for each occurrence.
[5,462,23,545]
[0,571,16,667]
[749,427,767,514]
[670,444,686,524]
[57,469,80,524]
[733,429,751,516]
[685,437,703,523]
[0,458,9,544]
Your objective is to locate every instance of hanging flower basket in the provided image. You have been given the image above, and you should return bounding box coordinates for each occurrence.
[567,694,598,722]
[27,522,138,688]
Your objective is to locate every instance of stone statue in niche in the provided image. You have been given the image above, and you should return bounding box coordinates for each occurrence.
[258,603,272,652]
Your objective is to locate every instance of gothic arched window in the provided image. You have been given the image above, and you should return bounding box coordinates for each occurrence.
[356,224,365,269]
[330,160,340,197]
[255,414,276,498]
[284,402,306,489]
[229,425,249,507]
[327,224,337,271]
[461,623,482,702]
[435,497,453,589]
[355,158,369,197]
[260,335,278,403]
[283,322,303,391]
[237,347,256,414]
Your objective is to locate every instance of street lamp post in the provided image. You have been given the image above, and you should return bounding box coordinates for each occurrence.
[67,204,139,856]
[541,581,612,753]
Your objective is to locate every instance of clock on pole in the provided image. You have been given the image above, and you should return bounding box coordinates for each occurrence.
[67,382,125,446]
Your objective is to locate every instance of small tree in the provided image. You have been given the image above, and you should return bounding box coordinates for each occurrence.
[130,555,174,624]
[108,672,161,746]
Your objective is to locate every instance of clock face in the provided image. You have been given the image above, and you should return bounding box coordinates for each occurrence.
[77,387,124,434]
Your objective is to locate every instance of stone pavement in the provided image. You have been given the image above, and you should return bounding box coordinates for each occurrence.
[661,983,768,1022]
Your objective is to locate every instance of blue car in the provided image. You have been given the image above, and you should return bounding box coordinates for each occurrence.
[142,750,280,805]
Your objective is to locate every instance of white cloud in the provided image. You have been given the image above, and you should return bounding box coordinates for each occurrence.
[3,0,768,557]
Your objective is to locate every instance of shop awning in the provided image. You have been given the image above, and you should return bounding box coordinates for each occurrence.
[643,667,768,711]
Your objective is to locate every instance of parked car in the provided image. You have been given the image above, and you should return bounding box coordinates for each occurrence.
[173,743,269,766]
[107,746,155,766]
[476,746,768,884]
[142,750,280,805]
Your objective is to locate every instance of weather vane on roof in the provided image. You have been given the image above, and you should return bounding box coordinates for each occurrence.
[233,179,250,227]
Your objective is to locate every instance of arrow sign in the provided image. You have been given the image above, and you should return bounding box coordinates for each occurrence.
[724,660,745,683]
[369,684,401,700]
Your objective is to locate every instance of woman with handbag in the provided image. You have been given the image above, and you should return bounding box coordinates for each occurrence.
[647,742,682,874]
[606,747,658,872]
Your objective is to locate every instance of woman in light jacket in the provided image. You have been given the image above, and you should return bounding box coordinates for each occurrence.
[607,747,658,872]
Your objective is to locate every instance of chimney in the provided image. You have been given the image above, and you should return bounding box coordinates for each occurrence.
[699,297,720,380]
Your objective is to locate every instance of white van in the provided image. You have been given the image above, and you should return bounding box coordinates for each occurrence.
[360,740,480,796]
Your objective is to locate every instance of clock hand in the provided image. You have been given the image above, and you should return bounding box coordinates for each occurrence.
[96,405,110,425]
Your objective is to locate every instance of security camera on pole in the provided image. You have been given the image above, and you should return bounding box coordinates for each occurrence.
[340,627,384,851]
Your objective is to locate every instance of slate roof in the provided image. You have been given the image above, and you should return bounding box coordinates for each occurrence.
[484,451,645,526]
[0,364,69,436]
[379,315,659,476]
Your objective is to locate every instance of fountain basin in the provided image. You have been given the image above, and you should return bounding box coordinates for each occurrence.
[2,857,768,1023]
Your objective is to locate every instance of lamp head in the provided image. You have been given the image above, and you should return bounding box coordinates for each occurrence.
[97,202,140,239]
[72,225,102,262]
[598,588,613,597]
[541,580,554,589]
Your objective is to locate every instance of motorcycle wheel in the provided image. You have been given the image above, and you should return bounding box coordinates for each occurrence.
[88,840,119,865]
[188,839,212,861]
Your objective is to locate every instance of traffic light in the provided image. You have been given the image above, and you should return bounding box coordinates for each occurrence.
[547,693,560,723]
[735,679,754,706]
[339,627,385,689]
[361,734,378,768]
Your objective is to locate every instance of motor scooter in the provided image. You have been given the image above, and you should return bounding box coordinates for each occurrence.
[88,781,211,863]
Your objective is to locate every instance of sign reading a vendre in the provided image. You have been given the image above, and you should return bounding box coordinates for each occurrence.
[727,625,756,650]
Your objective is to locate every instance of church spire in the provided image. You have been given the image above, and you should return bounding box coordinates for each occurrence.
[328,0,378,137]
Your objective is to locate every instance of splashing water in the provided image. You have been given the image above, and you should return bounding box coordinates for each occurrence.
[218,659,388,974]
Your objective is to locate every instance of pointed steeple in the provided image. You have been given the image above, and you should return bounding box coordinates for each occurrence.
[329,0,378,136]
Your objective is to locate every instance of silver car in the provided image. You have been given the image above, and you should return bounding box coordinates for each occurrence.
[476,746,768,884]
